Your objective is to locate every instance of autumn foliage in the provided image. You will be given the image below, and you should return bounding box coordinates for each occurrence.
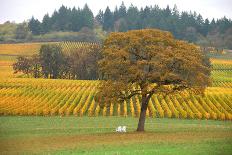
[97,29,211,131]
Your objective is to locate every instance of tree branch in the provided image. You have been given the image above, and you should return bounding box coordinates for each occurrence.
[118,89,142,102]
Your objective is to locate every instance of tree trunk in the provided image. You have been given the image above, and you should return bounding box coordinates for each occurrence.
[136,94,149,132]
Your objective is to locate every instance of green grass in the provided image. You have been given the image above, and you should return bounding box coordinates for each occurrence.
[52,140,232,155]
[0,116,231,154]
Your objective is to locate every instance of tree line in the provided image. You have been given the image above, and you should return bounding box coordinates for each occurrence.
[28,4,94,35]
[27,2,232,48]
[97,3,231,37]
[13,44,101,79]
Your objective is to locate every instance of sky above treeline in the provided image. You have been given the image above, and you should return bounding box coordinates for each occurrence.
[1,0,232,24]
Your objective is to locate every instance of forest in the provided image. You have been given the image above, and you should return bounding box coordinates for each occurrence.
[1,2,232,49]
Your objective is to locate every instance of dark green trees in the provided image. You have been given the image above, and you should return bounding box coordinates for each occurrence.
[55,5,70,31]
[70,7,82,32]
[25,2,232,48]
[13,55,41,78]
[28,17,42,35]
[28,4,94,34]
[81,4,94,29]
[39,45,64,79]
[126,5,140,30]
[13,44,101,80]
[41,14,51,34]
[99,3,232,47]
[103,7,114,31]
[96,10,104,25]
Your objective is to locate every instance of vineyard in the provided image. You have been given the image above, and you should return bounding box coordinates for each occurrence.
[0,42,99,78]
[0,78,232,120]
[1,2,232,154]
[0,42,232,120]
[0,42,99,56]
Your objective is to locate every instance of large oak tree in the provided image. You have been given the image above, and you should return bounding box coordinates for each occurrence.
[97,29,211,131]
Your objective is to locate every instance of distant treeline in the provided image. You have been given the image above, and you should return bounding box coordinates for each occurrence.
[26,2,232,48]
[28,4,94,35]
[1,2,232,48]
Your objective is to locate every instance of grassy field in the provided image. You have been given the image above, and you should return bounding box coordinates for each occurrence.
[0,116,231,154]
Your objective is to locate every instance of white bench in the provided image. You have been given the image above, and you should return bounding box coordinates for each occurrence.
[116,126,126,132]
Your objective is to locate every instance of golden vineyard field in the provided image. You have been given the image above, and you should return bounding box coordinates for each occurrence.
[0,42,99,56]
[0,42,232,120]
[0,42,99,78]
[0,78,232,120]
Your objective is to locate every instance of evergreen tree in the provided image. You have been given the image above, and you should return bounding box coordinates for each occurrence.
[25,2,232,47]
[70,7,82,32]
[118,2,127,19]
[96,10,104,25]
[113,6,119,22]
[81,4,94,29]
[164,5,171,17]
[41,14,51,33]
[139,6,151,28]
[50,10,59,31]
[202,18,210,36]
[149,5,161,29]
[169,4,180,37]
[56,5,71,31]
[114,2,128,32]
[196,14,204,34]
[209,18,216,33]
[28,17,42,35]
[126,5,139,30]
[217,17,231,33]
[103,7,114,31]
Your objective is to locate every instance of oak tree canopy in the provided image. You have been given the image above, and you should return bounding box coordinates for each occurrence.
[97,29,211,131]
